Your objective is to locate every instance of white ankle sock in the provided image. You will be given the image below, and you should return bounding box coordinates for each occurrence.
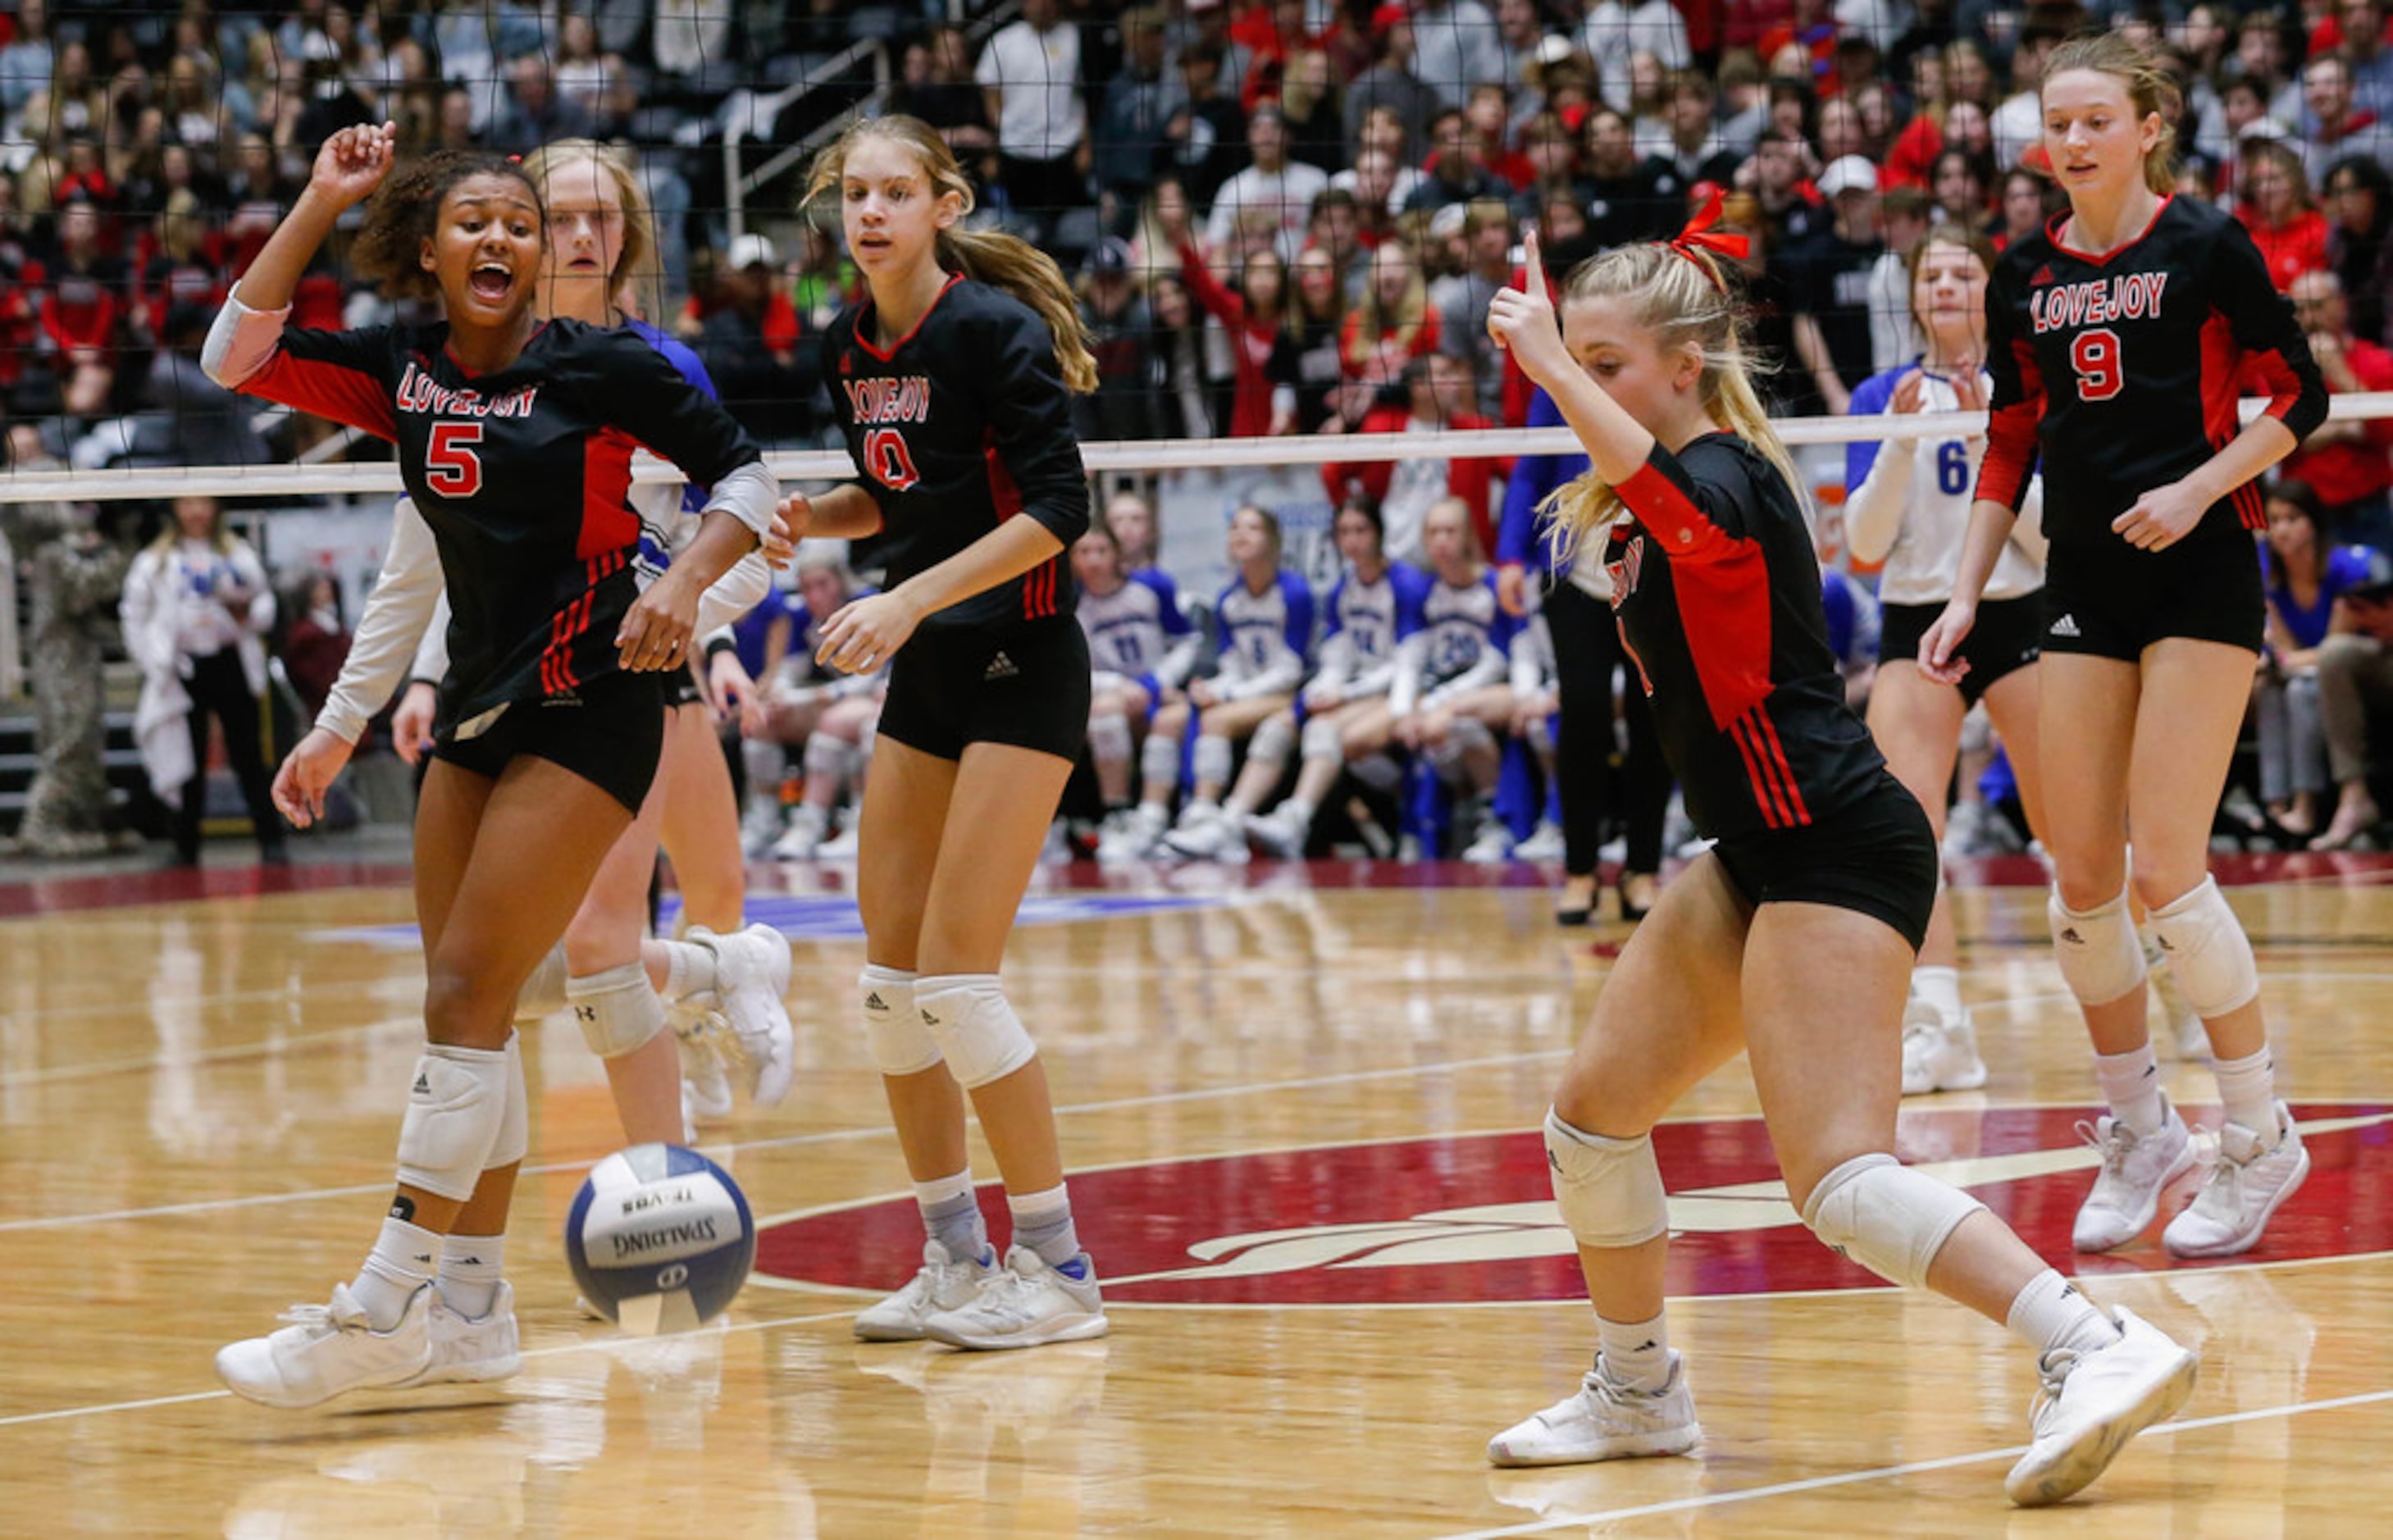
[2093,1045,2166,1135]
[1912,966,1963,1023]
[662,940,717,1001]
[2211,1047,2281,1146]
[2006,1268,2119,1360]
[438,1233,505,1319]
[1595,1311,1671,1392]
[353,1217,436,1330]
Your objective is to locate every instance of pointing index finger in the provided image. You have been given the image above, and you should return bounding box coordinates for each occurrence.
[1521,227,1546,303]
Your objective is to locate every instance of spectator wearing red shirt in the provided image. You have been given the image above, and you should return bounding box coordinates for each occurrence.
[2285,268,2393,550]
[1175,230,1301,438]
[1340,238,1444,398]
[39,199,126,417]
[2236,139,2332,294]
[1322,351,1510,563]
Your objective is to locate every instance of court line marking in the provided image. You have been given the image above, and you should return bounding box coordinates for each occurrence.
[0,1305,862,1431]
[1434,1385,2393,1539]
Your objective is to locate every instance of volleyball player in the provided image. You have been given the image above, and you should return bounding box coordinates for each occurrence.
[1922,36,2326,1258]
[759,549,890,860]
[1480,221,2195,1506]
[1390,497,1519,859]
[1152,507,1316,863]
[207,125,775,1407]
[1845,222,2048,1096]
[280,140,796,1143]
[1075,521,1200,851]
[1242,496,1430,860]
[781,115,1105,1349]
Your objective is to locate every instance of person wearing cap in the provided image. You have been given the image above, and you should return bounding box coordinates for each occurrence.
[1206,101,1331,261]
[1789,153,1885,417]
[696,232,818,445]
[1343,3,1442,166]
[1073,237,1161,443]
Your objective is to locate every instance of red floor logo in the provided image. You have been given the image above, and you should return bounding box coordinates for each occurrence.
[756,1104,2393,1305]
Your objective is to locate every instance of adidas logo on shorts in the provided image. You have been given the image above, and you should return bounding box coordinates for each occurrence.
[984,651,1019,681]
[2049,613,2081,638]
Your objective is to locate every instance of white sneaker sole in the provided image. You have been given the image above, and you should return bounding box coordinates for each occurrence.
[2072,1138,2198,1253]
[2006,1346,2197,1506]
[2163,1141,2313,1259]
[923,1310,1110,1352]
[396,1348,522,1388]
[1487,1420,1700,1467]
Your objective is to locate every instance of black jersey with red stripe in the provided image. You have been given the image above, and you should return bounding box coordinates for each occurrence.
[1977,196,2327,548]
[824,276,1091,630]
[231,317,760,732]
[1605,434,1886,841]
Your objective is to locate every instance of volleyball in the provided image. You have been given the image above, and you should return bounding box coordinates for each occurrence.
[565,1144,756,1336]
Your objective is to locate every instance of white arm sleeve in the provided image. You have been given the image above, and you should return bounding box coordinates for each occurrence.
[1509,629,1543,696]
[1843,439,1915,567]
[410,593,451,687]
[315,499,447,745]
[693,549,772,637]
[1155,629,1202,690]
[1421,641,1508,710]
[695,461,777,540]
[200,292,290,389]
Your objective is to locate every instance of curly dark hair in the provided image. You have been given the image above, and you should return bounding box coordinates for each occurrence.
[350,150,542,300]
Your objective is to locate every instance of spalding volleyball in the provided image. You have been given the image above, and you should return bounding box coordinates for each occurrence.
[566,1144,755,1336]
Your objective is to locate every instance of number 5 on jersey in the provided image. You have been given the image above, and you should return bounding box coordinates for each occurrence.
[427,421,484,496]
[864,427,921,493]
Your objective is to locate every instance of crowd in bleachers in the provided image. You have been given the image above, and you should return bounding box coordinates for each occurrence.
[9,0,2393,866]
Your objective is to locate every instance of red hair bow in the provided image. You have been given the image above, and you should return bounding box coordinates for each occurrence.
[1667,189,1750,289]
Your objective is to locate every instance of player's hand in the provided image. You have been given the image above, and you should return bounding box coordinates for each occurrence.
[1301,680,1340,711]
[308,122,397,209]
[1187,677,1220,708]
[1496,562,1529,617]
[1917,601,1976,687]
[815,589,923,676]
[708,648,768,734]
[776,491,812,543]
[2112,477,2208,551]
[1485,229,1570,386]
[1511,691,1552,737]
[760,508,795,569]
[1949,358,1988,415]
[618,571,701,672]
[390,680,438,766]
[1392,711,1424,749]
[272,727,354,828]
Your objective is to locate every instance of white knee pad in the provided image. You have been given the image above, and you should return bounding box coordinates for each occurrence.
[1544,1109,1670,1248]
[1525,715,1553,754]
[396,1043,510,1201]
[2048,886,2147,1008]
[514,942,567,1022]
[1248,714,1296,771]
[2147,877,2260,1017]
[741,736,782,791]
[567,963,668,1059]
[1141,731,1182,792]
[1301,714,1345,761]
[915,974,1038,1091]
[1087,712,1133,767]
[485,1034,528,1169]
[1192,733,1233,788]
[860,964,942,1076]
[803,730,850,786]
[1800,1152,1985,1289]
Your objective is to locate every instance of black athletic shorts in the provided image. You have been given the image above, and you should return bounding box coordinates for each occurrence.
[2039,534,2265,660]
[1710,772,1939,951]
[877,613,1092,763]
[663,665,705,709]
[1880,592,2043,707]
[432,668,667,815]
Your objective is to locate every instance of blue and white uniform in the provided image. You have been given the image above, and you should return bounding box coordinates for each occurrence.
[1308,562,1432,707]
[1206,570,1315,699]
[1392,569,1511,716]
[1078,571,1200,695]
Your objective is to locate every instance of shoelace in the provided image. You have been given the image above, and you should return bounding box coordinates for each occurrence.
[2026,1346,2081,1433]
[2075,1118,2147,1191]
[274,1298,365,1336]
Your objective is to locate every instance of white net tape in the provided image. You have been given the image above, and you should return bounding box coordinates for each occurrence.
[7,396,2391,504]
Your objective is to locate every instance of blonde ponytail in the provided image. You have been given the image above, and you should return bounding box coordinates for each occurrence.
[807,113,1098,394]
[1540,242,1803,569]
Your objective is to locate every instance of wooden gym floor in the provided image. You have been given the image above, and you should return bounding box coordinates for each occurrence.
[2,847,2390,1536]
